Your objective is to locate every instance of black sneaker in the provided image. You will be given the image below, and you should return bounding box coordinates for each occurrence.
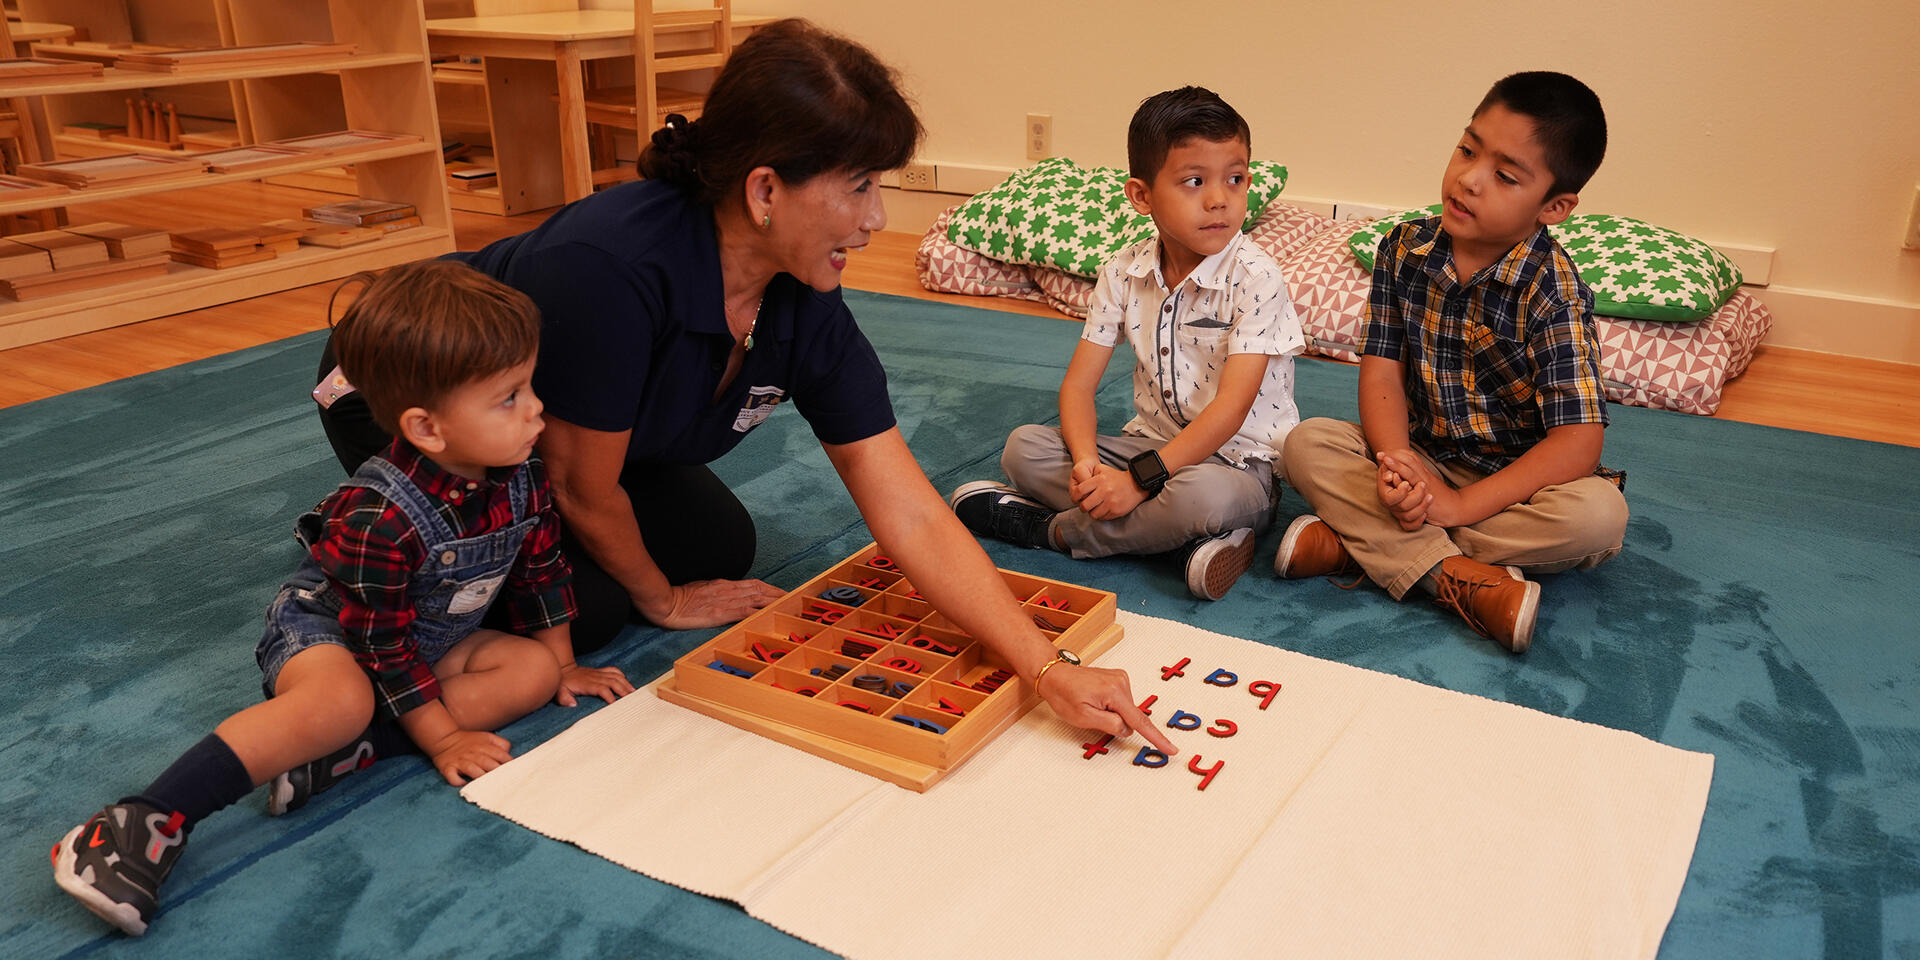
[1184,527,1257,601]
[51,801,188,936]
[949,481,1055,550]
[268,734,378,816]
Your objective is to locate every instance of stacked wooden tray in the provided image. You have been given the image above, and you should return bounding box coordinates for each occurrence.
[0,58,105,84]
[0,228,170,301]
[657,543,1124,790]
[17,154,206,189]
[111,42,355,74]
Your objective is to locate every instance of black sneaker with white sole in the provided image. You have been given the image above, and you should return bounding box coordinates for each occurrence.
[1184,527,1258,601]
[51,801,188,936]
[949,481,1056,550]
[268,734,378,816]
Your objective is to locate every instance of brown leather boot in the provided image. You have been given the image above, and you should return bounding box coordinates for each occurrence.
[1430,556,1540,653]
[1273,515,1362,580]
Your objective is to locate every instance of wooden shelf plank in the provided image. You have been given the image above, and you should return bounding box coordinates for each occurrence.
[0,52,424,97]
[0,228,455,349]
[0,142,439,215]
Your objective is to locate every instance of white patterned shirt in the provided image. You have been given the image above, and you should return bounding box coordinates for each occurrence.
[1082,231,1307,467]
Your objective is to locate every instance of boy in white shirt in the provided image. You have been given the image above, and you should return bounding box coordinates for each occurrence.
[952,86,1305,600]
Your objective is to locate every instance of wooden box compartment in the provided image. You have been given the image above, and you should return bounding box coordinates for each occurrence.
[659,543,1122,789]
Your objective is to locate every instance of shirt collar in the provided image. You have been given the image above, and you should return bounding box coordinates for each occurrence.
[1123,231,1240,291]
[382,437,511,502]
[1416,220,1549,290]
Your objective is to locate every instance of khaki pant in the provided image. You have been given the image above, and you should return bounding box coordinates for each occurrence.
[1281,418,1627,599]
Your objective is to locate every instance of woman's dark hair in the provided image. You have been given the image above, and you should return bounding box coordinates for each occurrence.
[639,18,923,205]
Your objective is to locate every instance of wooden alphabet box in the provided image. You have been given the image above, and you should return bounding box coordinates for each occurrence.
[656,544,1122,790]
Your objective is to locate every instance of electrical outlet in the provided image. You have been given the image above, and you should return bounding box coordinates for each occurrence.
[1904,185,1920,250]
[1026,113,1051,161]
[900,162,937,192]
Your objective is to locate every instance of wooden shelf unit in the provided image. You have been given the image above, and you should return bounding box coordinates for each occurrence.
[0,0,454,350]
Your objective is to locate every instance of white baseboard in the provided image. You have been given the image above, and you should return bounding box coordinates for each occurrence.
[1748,286,1920,365]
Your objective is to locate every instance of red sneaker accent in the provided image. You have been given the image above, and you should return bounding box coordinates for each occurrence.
[158,812,184,838]
[89,823,106,848]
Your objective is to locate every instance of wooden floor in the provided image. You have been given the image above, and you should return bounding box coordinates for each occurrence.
[3,181,1915,448]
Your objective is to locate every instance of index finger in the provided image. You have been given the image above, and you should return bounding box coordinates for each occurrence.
[1115,699,1177,754]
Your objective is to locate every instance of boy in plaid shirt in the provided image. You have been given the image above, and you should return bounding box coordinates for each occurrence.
[51,261,632,936]
[1279,72,1627,652]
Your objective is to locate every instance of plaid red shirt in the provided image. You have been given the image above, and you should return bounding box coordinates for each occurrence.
[307,440,574,719]
[1362,218,1624,489]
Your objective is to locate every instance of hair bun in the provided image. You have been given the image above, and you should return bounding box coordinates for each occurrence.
[643,114,701,187]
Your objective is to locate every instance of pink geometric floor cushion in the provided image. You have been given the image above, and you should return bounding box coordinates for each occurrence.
[1595,290,1771,415]
[1278,221,1373,362]
[917,205,1046,301]
[1031,266,1095,319]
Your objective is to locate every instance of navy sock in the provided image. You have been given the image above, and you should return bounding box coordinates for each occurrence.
[125,734,255,832]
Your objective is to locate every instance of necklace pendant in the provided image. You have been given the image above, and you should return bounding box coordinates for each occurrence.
[743,332,755,352]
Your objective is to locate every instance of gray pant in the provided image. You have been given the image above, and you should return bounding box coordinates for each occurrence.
[1000,424,1276,560]
[1282,418,1628,599]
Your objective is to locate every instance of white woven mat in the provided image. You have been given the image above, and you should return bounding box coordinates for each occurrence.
[464,612,1712,959]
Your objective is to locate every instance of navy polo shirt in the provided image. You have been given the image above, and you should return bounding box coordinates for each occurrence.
[456,180,895,465]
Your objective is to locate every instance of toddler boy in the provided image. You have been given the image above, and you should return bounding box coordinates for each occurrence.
[50,260,632,936]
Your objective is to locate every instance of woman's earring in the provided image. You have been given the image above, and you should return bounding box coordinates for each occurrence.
[762,213,772,229]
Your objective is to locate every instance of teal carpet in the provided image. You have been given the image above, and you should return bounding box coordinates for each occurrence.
[4,290,1917,959]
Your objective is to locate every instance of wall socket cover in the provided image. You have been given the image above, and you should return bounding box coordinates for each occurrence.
[1026,113,1051,161]
[1904,184,1920,250]
[899,162,937,191]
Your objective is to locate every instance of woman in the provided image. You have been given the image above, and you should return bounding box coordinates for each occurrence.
[318,19,1170,752]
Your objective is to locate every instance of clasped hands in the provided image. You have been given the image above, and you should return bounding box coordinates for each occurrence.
[1068,457,1148,521]
[1374,448,1469,530]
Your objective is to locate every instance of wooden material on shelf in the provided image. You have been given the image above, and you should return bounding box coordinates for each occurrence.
[0,0,455,350]
[192,144,311,174]
[0,254,169,300]
[9,230,109,269]
[61,222,171,259]
[659,543,1123,791]
[18,152,205,187]
[114,41,356,74]
[0,237,54,278]
[267,130,421,157]
[0,173,65,202]
[25,41,183,68]
[0,58,105,83]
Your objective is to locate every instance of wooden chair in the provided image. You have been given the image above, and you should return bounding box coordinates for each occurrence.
[577,0,732,189]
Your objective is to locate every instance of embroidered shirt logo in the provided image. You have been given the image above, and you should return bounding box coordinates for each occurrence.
[732,386,787,433]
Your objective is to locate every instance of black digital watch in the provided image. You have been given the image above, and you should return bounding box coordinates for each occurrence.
[1127,450,1170,497]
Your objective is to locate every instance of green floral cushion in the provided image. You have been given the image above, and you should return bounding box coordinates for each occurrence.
[1549,215,1744,322]
[945,157,1288,277]
[1345,204,1441,272]
[1347,208,1743,323]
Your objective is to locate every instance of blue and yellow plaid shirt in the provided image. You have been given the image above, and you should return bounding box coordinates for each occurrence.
[1361,217,1623,488]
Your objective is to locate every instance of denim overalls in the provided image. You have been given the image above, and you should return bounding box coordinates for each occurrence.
[255,455,537,696]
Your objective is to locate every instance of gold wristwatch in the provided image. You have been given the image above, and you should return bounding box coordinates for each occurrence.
[1032,648,1082,692]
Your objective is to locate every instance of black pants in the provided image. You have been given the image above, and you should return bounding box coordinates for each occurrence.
[315,337,755,654]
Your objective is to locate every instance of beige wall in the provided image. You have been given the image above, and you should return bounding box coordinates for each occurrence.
[744,0,1920,362]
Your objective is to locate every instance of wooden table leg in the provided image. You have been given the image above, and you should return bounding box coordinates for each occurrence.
[484,56,567,215]
[554,43,591,203]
